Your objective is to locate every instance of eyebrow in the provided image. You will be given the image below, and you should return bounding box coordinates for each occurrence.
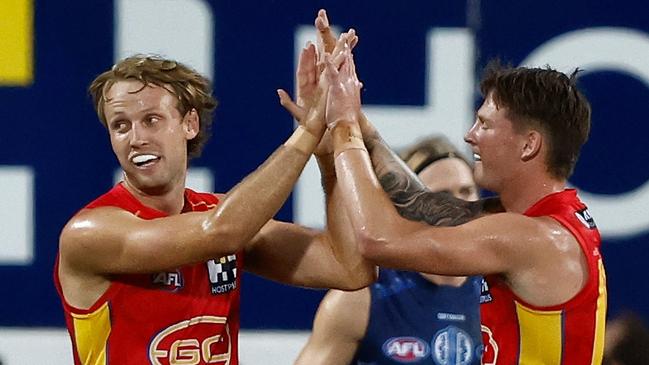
[138,107,163,114]
[476,114,492,124]
[107,105,162,116]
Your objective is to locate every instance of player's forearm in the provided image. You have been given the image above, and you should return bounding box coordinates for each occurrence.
[359,113,432,204]
[361,115,489,226]
[327,177,378,290]
[331,123,402,246]
[316,153,336,195]
[204,127,319,251]
[319,154,377,288]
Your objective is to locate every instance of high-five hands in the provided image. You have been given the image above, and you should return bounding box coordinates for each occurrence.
[278,10,360,156]
[322,44,363,130]
[277,42,327,142]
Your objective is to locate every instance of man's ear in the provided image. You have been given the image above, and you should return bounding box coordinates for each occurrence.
[521,130,542,162]
[184,108,199,140]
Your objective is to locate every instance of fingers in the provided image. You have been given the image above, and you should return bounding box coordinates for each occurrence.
[331,30,347,58]
[349,33,359,50]
[323,53,339,83]
[334,29,358,52]
[332,47,348,70]
[347,51,361,87]
[296,43,319,102]
[315,10,358,52]
[327,30,353,71]
[347,29,358,50]
[296,44,316,79]
[296,47,309,89]
[321,33,359,87]
[338,51,360,93]
[312,14,362,92]
[341,51,352,76]
[315,9,336,54]
[277,89,306,121]
[305,43,317,85]
[315,9,329,31]
[315,9,330,33]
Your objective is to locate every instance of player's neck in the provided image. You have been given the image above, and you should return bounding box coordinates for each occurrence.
[500,174,565,214]
[122,179,187,215]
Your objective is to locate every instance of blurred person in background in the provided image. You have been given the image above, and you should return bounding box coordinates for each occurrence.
[321,19,607,363]
[603,312,649,365]
[295,136,483,365]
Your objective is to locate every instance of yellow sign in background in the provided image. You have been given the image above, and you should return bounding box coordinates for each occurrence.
[0,0,33,86]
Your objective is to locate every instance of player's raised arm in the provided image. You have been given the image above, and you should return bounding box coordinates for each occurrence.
[60,59,328,277]
[246,30,376,290]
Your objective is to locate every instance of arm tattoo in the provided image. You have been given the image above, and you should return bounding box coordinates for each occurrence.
[365,134,503,227]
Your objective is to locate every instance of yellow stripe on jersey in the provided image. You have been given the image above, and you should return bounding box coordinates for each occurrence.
[516,302,563,364]
[591,259,608,364]
[0,0,33,85]
[71,302,111,365]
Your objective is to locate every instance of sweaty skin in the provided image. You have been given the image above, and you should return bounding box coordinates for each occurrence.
[324,49,587,308]
[296,156,480,365]
[59,54,375,312]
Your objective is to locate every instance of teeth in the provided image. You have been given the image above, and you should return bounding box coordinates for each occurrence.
[132,154,158,164]
[473,153,481,161]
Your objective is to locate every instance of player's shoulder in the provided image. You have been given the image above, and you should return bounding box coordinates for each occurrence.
[316,289,371,338]
[470,212,569,249]
[321,288,370,315]
[57,206,135,274]
[60,206,134,243]
[474,211,547,230]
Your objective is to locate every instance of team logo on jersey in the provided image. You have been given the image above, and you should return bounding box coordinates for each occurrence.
[479,278,492,304]
[575,208,597,229]
[151,270,184,291]
[207,255,237,295]
[382,337,429,362]
[432,326,474,365]
[480,325,498,365]
[149,315,231,365]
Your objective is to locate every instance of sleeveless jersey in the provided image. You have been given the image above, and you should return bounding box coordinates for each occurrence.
[54,183,243,365]
[353,269,483,365]
[479,189,607,365]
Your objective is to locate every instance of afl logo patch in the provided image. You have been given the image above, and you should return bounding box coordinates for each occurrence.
[382,337,429,362]
[151,270,183,291]
[432,326,474,365]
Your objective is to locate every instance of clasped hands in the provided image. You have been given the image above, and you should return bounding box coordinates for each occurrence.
[278,9,366,157]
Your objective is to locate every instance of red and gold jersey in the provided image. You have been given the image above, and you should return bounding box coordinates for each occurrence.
[54,183,242,365]
[480,189,607,365]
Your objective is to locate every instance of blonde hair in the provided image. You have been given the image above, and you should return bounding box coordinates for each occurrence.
[400,135,470,174]
[89,55,218,158]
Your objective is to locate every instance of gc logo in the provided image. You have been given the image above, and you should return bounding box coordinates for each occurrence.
[480,325,498,365]
[149,315,231,365]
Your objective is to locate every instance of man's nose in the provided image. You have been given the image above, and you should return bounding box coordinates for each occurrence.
[464,122,478,145]
[129,122,150,147]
